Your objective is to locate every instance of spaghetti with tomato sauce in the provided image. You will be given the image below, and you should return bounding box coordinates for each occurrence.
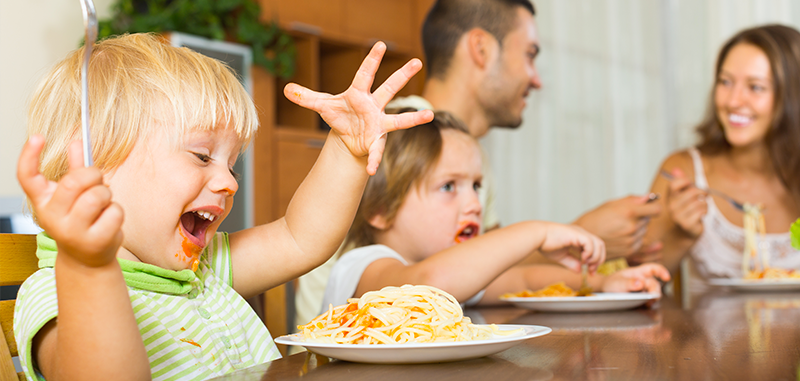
[299,285,510,344]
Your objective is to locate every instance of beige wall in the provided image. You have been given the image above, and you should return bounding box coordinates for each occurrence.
[0,0,112,205]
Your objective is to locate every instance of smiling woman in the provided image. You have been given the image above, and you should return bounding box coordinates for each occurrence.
[645,24,800,286]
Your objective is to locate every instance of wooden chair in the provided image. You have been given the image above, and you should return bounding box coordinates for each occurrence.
[0,234,38,381]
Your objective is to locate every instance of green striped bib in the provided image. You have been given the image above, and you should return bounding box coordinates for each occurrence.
[14,232,280,380]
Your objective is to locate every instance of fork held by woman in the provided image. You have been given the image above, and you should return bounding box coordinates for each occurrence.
[659,169,746,212]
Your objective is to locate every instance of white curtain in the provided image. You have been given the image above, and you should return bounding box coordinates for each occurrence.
[482,0,800,226]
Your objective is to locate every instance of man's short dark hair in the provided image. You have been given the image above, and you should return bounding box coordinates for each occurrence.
[422,0,536,79]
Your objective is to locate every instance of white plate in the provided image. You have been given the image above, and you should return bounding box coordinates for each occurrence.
[274,324,550,364]
[707,278,800,292]
[502,292,658,312]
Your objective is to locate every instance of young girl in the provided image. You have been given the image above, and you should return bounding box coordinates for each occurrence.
[14,33,432,380]
[646,25,800,284]
[320,111,670,310]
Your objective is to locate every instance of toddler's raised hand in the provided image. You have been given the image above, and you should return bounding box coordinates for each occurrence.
[538,223,606,273]
[283,41,434,175]
[17,135,123,267]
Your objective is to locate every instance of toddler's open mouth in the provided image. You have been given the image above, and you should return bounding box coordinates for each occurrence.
[180,210,217,247]
[455,221,480,243]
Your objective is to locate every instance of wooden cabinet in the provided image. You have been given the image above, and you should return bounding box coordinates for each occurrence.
[252,0,434,349]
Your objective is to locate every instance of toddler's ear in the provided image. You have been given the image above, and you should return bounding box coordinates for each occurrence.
[367,214,390,230]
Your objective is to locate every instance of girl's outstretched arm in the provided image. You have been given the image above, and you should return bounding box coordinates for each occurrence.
[355,221,604,304]
[230,42,433,297]
[17,137,149,381]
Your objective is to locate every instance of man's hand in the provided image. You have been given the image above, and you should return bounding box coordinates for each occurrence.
[574,194,662,258]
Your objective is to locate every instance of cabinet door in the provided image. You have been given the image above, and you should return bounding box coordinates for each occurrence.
[275,135,326,216]
[342,0,414,51]
[260,0,343,35]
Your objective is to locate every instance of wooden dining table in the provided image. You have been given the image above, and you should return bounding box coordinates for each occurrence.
[209,289,800,380]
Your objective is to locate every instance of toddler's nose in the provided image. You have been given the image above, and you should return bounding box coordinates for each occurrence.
[210,167,238,196]
[463,191,482,217]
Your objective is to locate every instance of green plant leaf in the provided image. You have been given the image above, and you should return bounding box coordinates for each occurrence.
[96,0,295,77]
[791,218,800,250]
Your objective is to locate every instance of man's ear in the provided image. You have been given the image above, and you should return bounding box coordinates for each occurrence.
[466,28,497,69]
[368,213,390,230]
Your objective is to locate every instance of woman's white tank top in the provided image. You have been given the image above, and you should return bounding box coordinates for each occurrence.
[687,147,800,281]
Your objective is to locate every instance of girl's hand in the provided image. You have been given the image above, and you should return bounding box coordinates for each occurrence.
[17,136,123,267]
[283,41,434,175]
[665,168,707,237]
[539,223,606,273]
[601,263,671,298]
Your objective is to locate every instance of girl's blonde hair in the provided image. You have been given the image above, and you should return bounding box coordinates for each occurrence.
[27,33,258,221]
[342,110,473,250]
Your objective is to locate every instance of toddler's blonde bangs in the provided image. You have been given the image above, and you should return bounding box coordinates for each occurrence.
[29,33,257,182]
[146,37,258,149]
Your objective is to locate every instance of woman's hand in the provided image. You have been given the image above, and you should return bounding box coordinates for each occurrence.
[17,136,123,267]
[283,41,434,175]
[538,223,606,273]
[665,168,707,237]
[601,263,671,297]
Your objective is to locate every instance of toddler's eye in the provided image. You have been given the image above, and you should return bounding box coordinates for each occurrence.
[194,153,211,163]
[441,182,455,192]
[473,181,482,192]
[230,169,241,181]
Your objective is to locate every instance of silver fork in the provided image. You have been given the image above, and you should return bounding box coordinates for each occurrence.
[659,169,746,212]
[79,0,97,167]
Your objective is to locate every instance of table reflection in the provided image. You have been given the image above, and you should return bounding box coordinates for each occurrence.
[210,290,800,381]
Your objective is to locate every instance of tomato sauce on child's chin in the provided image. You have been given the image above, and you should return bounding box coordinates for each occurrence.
[178,229,203,272]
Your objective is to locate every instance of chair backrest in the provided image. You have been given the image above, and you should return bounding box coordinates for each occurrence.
[0,234,38,381]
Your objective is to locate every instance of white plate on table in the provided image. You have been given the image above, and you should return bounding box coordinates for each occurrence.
[502,293,658,312]
[274,324,550,364]
[708,278,800,292]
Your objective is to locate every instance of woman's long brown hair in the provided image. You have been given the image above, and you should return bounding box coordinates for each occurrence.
[696,24,800,205]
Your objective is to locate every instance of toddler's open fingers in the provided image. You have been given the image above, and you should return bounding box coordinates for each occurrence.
[366,134,387,176]
[372,58,423,107]
[283,83,328,112]
[384,109,434,134]
[17,135,49,201]
[350,42,386,93]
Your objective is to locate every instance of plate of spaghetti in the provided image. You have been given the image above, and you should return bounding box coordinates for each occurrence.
[707,277,800,292]
[499,282,657,312]
[275,285,551,363]
[707,203,800,291]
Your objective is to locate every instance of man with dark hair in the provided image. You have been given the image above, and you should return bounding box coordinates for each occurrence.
[405,0,540,137]
[392,0,661,257]
[294,0,662,330]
